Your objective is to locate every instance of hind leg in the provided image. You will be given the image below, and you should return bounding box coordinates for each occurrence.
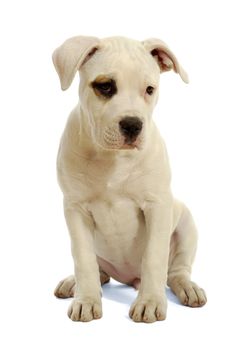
[54,268,110,299]
[168,204,207,307]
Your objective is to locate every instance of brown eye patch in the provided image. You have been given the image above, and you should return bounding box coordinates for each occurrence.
[91,78,117,99]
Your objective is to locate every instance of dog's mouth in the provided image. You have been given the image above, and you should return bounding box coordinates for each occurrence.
[102,126,143,151]
[102,136,142,151]
[120,136,142,150]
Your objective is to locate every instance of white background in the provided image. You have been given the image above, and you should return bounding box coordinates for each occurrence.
[0,0,232,349]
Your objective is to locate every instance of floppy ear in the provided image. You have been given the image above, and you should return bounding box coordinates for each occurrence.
[142,38,189,83]
[52,36,100,90]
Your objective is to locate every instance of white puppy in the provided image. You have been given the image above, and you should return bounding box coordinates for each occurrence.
[52,36,207,323]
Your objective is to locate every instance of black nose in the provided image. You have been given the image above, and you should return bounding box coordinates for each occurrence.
[119,117,143,141]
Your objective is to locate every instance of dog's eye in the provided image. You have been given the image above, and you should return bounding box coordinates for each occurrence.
[146,86,154,95]
[97,82,112,92]
[92,79,117,98]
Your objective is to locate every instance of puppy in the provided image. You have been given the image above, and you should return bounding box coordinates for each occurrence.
[52,36,207,323]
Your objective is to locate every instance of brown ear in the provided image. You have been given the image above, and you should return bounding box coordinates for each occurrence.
[52,36,100,90]
[143,38,189,83]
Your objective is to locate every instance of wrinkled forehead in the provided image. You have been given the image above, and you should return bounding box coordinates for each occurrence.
[80,37,160,84]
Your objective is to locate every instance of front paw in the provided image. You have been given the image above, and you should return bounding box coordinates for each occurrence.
[68,298,102,322]
[129,295,167,323]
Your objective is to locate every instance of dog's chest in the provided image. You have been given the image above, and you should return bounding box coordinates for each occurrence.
[89,197,143,236]
[88,196,145,270]
[84,156,146,265]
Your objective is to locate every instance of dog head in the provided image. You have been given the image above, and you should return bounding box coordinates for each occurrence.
[53,36,188,151]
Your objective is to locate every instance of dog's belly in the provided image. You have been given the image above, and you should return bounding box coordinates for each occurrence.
[89,197,145,285]
[97,256,141,288]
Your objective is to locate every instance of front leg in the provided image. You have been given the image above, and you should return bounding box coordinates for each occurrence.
[129,193,173,323]
[64,200,102,322]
